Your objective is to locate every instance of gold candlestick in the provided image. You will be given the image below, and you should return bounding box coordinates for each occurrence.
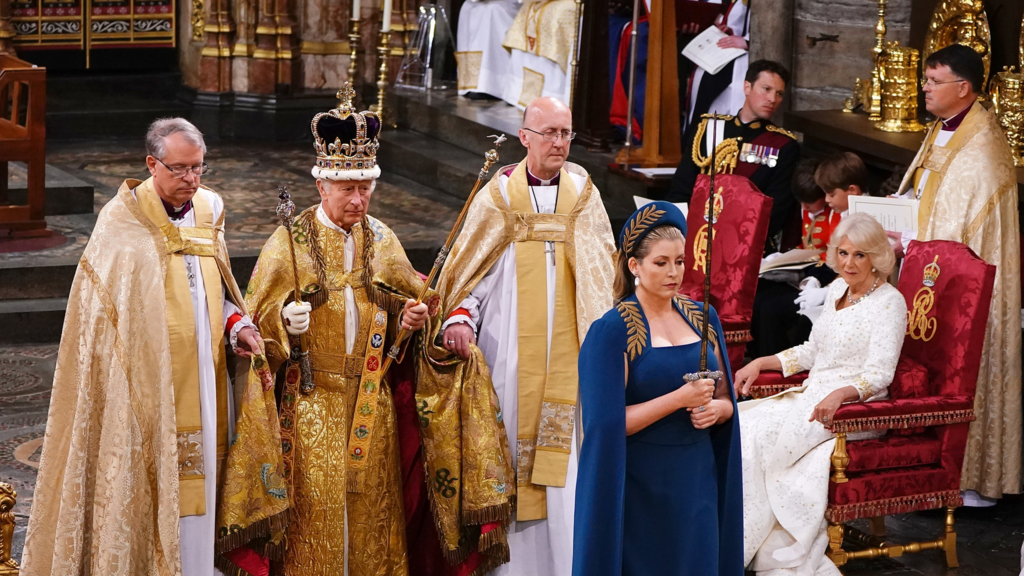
[867,0,887,121]
[372,30,391,120]
[348,18,362,84]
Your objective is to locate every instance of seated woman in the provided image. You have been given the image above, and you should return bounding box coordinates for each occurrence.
[573,202,743,576]
[734,213,907,576]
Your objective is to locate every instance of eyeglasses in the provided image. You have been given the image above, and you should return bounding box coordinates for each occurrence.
[920,78,966,89]
[155,157,210,178]
[522,127,577,142]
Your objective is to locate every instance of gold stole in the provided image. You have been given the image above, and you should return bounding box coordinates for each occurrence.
[507,161,580,521]
[135,178,230,517]
[910,101,987,238]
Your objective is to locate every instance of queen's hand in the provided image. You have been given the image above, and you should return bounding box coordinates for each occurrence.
[734,362,761,396]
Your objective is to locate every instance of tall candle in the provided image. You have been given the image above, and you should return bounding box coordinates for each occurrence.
[352,0,360,19]
[381,0,392,32]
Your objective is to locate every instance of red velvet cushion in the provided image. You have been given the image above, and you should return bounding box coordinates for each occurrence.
[680,174,772,323]
[898,241,996,398]
[829,466,960,507]
[889,356,930,399]
[832,395,974,423]
[845,434,942,472]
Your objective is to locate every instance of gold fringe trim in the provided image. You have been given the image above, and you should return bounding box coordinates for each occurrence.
[826,490,962,523]
[463,502,515,526]
[723,329,752,344]
[750,383,800,399]
[829,409,975,434]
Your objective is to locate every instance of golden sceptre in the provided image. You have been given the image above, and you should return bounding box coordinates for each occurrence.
[378,133,507,377]
[277,186,314,394]
[684,118,724,385]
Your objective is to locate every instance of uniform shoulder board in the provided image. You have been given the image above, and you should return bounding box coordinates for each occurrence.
[765,125,798,140]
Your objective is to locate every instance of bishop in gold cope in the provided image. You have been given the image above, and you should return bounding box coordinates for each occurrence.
[218,85,432,575]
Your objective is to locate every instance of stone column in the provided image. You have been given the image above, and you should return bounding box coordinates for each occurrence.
[749,0,794,119]
[198,0,235,92]
[298,0,349,90]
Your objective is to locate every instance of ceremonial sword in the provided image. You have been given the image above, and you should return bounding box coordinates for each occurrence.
[684,117,724,386]
[377,133,508,379]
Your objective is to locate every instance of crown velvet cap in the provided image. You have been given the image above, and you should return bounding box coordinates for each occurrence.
[618,201,688,256]
[311,84,383,181]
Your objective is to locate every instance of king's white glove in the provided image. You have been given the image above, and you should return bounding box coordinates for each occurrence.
[794,278,829,311]
[282,302,312,336]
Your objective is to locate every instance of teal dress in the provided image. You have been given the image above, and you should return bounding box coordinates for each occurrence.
[573,295,743,576]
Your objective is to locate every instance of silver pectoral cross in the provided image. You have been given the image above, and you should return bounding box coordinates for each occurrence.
[185,260,196,288]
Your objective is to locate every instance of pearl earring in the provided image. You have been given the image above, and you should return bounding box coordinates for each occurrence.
[872,267,876,272]
[634,277,640,287]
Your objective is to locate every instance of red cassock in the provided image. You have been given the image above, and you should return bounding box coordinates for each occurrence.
[679,173,772,372]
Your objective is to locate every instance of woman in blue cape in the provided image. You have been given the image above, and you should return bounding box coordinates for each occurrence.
[572,201,744,576]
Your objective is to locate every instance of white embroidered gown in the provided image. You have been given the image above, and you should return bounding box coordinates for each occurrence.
[740,278,907,575]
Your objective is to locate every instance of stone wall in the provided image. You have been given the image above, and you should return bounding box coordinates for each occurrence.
[790,0,911,111]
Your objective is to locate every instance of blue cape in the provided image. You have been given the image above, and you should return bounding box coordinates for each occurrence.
[572,295,743,575]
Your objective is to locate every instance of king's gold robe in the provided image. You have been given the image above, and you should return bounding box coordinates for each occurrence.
[897,101,1022,498]
[220,207,430,575]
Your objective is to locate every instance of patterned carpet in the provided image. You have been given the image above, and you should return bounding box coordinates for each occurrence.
[2,139,462,263]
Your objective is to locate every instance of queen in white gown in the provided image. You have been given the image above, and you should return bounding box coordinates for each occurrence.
[734,214,907,576]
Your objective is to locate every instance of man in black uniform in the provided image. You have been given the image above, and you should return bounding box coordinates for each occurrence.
[667,59,801,254]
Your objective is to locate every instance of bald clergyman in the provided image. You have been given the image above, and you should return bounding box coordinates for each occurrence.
[433,96,616,576]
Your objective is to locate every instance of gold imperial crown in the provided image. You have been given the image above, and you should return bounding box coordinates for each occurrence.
[703,192,725,223]
[310,82,382,181]
[922,255,941,287]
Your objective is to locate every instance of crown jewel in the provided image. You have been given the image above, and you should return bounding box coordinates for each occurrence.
[310,81,382,181]
[922,255,941,287]
[703,190,725,223]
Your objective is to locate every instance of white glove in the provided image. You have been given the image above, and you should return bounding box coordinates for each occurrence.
[794,279,829,311]
[282,302,312,336]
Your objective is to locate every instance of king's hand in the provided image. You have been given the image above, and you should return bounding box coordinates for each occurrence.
[401,299,429,331]
[283,301,312,335]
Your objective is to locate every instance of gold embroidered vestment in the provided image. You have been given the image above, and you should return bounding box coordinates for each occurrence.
[226,210,425,575]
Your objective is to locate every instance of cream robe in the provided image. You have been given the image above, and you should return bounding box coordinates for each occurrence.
[153,189,245,576]
[741,279,906,576]
[896,101,1022,498]
[444,170,584,576]
[500,0,578,109]
[455,0,520,97]
[23,182,249,576]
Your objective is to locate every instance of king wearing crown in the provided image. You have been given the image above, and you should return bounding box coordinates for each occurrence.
[213,84,505,576]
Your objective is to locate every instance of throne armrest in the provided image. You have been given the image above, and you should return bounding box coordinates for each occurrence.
[747,370,808,399]
[827,396,975,434]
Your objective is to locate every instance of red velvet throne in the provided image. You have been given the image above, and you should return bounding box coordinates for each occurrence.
[748,240,997,568]
[680,173,772,372]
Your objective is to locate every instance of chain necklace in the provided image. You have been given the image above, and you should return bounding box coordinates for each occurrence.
[847,278,880,306]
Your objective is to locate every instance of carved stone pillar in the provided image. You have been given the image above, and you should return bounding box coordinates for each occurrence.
[749,0,794,118]
[199,0,235,92]
[0,0,16,56]
[250,0,297,94]
[298,0,349,90]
